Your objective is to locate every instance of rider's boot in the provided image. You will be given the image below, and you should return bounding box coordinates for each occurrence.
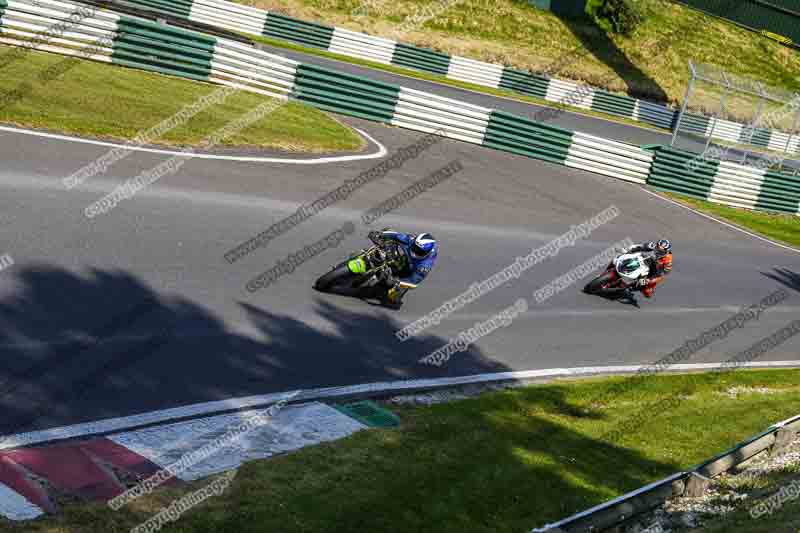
[382,286,406,309]
[622,286,638,303]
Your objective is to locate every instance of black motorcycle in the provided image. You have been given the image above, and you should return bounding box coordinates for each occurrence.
[313,239,416,305]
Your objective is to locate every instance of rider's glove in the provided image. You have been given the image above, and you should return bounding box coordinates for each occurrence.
[368,230,382,244]
[636,277,649,287]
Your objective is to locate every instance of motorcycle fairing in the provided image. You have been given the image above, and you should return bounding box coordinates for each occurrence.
[347,258,367,274]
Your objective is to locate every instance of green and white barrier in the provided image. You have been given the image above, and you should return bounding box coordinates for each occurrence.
[110,0,680,129]
[567,132,653,184]
[646,146,720,200]
[290,62,652,183]
[329,27,395,65]
[0,0,297,98]
[645,146,800,215]
[446,55,504,89]
[768,130,800,154]
[680,113,800,154]
[94,0,800,153]
[0,0,796,217]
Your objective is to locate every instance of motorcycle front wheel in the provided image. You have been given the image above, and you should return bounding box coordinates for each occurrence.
[583,271,619,295]
[314,264,355,291]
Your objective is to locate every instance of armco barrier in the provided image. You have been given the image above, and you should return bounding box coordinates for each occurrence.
[0,0,796,214]
[0,0,297,98]
[97,0,800,152]
[533,413,800,532]
[290,63,652,184]
[567,132,653,184]
[645,146,800,215]
[645,146,720,200]
[76,0,252,42]
[682,113,800,153]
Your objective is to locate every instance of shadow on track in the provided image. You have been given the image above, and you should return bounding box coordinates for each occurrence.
[0,264,509,437]
[0,266,686,531]
[762,268,800,294]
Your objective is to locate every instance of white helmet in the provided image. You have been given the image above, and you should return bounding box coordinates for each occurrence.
[410,233,436,259]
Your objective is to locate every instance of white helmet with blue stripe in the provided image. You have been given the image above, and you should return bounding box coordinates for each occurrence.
[410,233,436,259]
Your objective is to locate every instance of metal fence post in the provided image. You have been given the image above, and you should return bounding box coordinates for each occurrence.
[784,103,800,158]
[671,66,696,148]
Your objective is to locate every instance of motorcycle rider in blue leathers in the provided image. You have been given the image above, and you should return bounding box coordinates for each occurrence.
[367,228,438,309]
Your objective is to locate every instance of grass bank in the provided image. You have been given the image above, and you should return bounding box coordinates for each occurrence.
[6,369,800,532]
[661,191,800,248]
[252,34,674,134]
[0,44,363,152]
[240,0,800,110]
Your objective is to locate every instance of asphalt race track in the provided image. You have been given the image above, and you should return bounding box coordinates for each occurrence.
[0,114,798,438]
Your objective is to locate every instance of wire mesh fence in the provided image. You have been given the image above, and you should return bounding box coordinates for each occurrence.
[670,60,800,173]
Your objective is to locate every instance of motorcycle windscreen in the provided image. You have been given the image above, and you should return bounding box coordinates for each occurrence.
[347,258,367,274]
[617,257,641,274]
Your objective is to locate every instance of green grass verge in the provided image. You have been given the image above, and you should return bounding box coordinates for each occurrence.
[0,45,363,152]
[245,0,800,111]
[661,191,800,248]
[6,369,800,532]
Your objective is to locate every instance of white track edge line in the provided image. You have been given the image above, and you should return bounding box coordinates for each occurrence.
[641,187,800,254]
[0,126,387,164]
[2,360,800,450]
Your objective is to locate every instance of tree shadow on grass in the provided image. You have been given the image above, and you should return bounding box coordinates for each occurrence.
[217,382,681,533]
[556,13,668,103]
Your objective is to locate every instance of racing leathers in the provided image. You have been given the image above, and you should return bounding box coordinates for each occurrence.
[622,241,673,298]
[368,229,437,306]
